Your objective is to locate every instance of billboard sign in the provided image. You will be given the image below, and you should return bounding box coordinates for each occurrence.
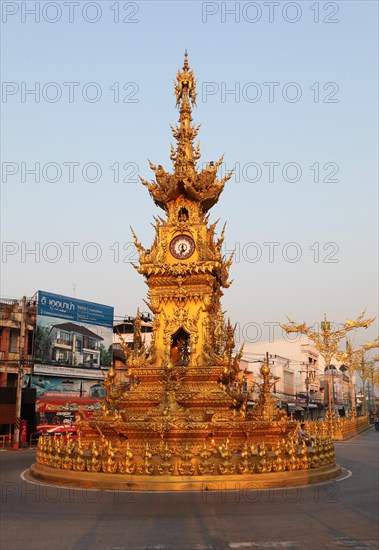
[37,290,113,327]
[34,291,114,377]
[31,375,106,398]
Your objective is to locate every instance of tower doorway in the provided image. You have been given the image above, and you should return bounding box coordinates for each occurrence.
[171,328,190,366]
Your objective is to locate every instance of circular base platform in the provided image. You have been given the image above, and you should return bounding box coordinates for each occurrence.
[30,462,341,491]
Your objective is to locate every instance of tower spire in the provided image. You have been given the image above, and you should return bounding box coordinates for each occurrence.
[172,51,199,177]
[140,53,233,213]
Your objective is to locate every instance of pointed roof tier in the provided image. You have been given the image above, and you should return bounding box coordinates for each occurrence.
[140,52,232,213]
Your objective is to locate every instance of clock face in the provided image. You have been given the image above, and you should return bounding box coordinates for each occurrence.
[170,234,195,260]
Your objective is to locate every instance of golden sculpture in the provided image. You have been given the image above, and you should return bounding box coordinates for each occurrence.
[32,54,341,489]
[335,338,378,415]
[281,312,375,369]
[281,312,375,413]
[354,348,378,416]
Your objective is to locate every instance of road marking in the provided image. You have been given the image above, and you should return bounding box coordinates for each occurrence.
[21,469,106,492]
[106,547,212,550]
[20,468,353,493]
[97,543,379,550]
[336,468,352,482]
[145,546,213,550]
[334,443,377,446]
[227,542,379,550]
[336,536,375,549]
[229,543,296,549]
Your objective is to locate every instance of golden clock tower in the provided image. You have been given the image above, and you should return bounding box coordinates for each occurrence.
[113,51,244,430]
[34,54,340,489]
[133,51,234,374]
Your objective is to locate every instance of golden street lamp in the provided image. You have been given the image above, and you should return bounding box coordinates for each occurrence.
[355,349,378,417]
[335,339,378,417]
[280,311,375,417]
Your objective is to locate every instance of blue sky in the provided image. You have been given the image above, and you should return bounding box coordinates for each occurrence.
[1,0,378,346]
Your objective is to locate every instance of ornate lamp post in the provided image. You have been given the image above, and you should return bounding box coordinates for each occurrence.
[280,311,375,418]
[335,339,378,417]
[355,346,378,417]
[368,355,379,413]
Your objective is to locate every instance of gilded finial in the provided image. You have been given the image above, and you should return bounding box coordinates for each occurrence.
[175,50,196,108]
[183,49,189,70]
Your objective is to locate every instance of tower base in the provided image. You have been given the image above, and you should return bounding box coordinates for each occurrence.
[29,462,341,491]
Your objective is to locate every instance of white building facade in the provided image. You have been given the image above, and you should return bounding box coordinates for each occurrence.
[242,336,325,419]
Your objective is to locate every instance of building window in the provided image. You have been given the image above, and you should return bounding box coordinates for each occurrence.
[53,349,72,365]
[76,337,82,352]
[27,331,34,355]
[7,373,17,387]
[57,331,71,345]
[83,353,97,367]
[9,329,19,353]
[87,338,99,351]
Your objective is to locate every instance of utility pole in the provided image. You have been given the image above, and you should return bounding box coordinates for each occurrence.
[331,367,336,416]
[326,366,337,417]
[366,381,371,417]
[13,296,26,449]
[300,362,310,420]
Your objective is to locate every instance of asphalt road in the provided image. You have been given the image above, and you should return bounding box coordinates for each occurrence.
[1,429,378,550]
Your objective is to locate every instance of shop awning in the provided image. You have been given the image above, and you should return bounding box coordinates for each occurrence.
[288,403,303,412]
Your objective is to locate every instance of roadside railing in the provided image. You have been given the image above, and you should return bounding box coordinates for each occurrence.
[29,433,41,447]
[0,434,13,448]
